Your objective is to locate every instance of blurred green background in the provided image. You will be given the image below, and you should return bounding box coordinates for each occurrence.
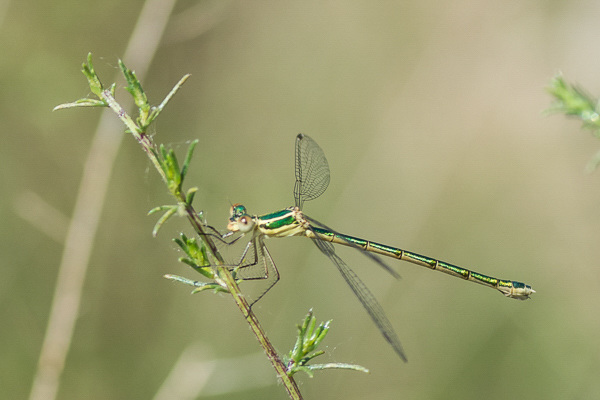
[3,1,600,399]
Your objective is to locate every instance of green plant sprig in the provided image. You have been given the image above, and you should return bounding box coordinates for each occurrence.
[285,310,369,378]
[55,53,303,399]
[547,74,600,170]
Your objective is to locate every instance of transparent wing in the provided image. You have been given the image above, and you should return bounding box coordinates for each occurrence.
[309,230,407,362]
[294,134,330,209]
[304,215,401,279]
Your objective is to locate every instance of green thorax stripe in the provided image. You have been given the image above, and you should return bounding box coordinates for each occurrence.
[257,208,297,231]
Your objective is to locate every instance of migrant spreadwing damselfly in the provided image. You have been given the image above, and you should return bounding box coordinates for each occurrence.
[206,134,534,361]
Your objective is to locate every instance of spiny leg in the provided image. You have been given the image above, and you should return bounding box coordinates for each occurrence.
[246,238,280,306]
[229,237,280,307]
[196,230,280,307]
[200,224,244,245]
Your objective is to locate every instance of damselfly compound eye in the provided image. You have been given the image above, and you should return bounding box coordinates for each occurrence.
[238,215,255,233]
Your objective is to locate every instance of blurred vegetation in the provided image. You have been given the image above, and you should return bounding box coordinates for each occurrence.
[548,75,600,170]
[3,1,600,399]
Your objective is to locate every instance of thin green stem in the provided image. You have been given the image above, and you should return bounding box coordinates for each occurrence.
[100,81,302,399]
[101,89,167,183]
[218,267,302,399]
[182,203,224,265]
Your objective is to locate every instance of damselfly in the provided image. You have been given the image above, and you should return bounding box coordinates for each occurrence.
[209,134,534,361]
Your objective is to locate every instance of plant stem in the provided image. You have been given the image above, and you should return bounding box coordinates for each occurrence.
[101,81,303,399]
[218,267,303,399]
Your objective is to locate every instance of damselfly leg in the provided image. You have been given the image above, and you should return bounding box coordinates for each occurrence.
[198,224,280,306]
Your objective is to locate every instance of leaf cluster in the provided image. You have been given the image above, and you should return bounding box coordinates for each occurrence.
[285,310,369,378]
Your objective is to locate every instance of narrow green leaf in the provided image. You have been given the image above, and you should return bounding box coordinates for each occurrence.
[147,74,191,125]
[151,206,177,237]
[305,363,369,374]
[167,149,181,181]
[119,59,149,118]
[53,99,107,110]
[81,53,104,97]
[148,205,175,215]
[185,188,197,206]
[181,140,198,182]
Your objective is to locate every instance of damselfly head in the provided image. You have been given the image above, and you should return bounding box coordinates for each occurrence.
[228,204,255,233]
[229,204,247,219]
